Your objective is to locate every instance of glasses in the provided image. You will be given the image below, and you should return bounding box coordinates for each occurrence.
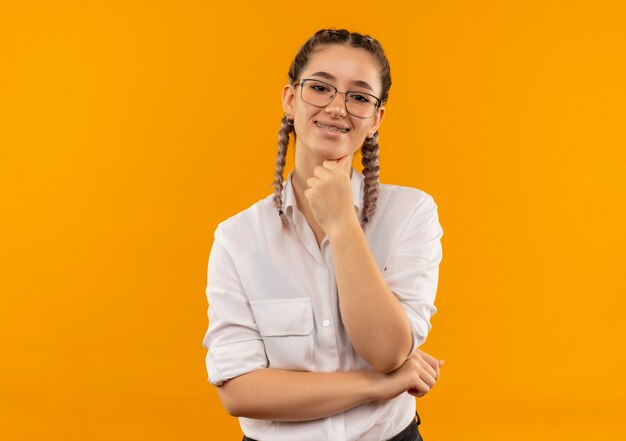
[293,78,382,119]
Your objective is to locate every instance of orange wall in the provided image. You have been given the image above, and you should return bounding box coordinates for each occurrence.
[1,1,625,440]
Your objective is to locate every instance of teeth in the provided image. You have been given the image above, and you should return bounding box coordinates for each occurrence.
[316,122,348,133]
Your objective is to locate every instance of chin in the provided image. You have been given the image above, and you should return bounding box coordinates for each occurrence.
[321,150,351,162]
[301,139,355,161]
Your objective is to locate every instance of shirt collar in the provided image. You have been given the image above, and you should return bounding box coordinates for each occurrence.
[283,167,364,223]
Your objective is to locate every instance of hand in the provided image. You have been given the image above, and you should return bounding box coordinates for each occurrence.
[374,349,445,401]
[407,349,444,398]
[303,154,357,234]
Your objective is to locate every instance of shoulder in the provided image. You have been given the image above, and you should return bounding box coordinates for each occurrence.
[376,182,443,248]
[213,193,278,250]
[378,181,439,217]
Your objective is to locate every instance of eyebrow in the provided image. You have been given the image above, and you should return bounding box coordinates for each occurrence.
[309,71,375,93]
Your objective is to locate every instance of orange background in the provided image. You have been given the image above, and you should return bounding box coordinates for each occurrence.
[1,1,625,440]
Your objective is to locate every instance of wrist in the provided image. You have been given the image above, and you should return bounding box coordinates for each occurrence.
[326,215,361,241]
[360,369,386,402]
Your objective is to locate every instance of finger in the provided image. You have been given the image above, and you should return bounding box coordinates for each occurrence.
[407,388,424,398]
[321,159,341,170]
[418,350,438,369]
[418,367,437,389]
[409,377,431,397]
[336,154,352,168]
[419,352,442,379]
[436,359,444,379]
[323,154,350,165]
[416,355,438,381]
[313,165,328,177]
[322,160,332,169]
[410,351,436,379]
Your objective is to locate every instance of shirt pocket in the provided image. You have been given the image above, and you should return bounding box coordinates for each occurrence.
[249,297,314,371]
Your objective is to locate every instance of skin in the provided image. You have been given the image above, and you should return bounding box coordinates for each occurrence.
[216,43,444,421]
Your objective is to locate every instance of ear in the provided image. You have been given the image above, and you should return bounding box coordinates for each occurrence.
[368,105,385,135]
[282,83,296,115]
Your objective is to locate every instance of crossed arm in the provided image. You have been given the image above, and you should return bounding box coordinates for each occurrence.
[216,350,441,421]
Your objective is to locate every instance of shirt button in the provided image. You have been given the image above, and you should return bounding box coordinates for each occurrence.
[323,318,330,327]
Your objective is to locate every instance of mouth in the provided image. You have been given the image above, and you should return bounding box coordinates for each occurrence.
[314,121,350,134]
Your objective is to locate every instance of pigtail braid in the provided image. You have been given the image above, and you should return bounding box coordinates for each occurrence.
[360,131,381,228]
[273,116,293,230]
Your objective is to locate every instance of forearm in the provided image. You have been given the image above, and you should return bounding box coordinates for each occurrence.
[217,368,382,421]
[328,218,413,373]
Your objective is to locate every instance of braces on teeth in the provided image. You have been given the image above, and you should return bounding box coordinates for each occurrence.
[317,122,347,133]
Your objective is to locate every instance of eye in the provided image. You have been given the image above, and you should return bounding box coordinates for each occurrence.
[309,83,332,93]
[349,93,373,104]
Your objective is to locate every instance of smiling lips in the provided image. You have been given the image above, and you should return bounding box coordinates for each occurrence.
[315,121,350,133]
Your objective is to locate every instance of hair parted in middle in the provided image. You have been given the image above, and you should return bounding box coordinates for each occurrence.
[272,28,392,232]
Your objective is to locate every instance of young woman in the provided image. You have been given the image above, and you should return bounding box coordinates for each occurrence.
[203,28,445,441]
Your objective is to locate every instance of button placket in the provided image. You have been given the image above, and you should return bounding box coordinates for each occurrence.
[324,250,343,373]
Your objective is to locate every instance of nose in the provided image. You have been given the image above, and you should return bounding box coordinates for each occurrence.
[325,92,347,117]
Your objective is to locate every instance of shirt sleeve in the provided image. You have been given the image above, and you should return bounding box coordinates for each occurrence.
[384,194,443,357]
[202,225,268,386]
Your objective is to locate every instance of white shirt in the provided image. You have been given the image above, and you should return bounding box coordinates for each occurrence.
[202,167,443,441]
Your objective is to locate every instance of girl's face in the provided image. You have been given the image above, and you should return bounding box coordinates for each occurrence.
[282,44,386,162]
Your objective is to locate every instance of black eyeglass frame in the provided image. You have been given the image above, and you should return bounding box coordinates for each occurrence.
[293,78,382,119]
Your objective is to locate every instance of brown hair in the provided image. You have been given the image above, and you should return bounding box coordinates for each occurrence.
[273,28,392,231]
